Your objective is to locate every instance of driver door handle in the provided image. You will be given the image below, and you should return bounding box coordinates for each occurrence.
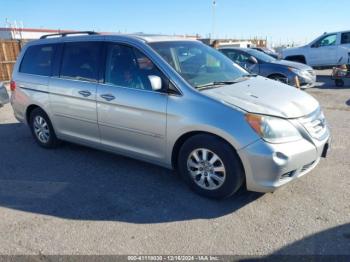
[100,94,116,101]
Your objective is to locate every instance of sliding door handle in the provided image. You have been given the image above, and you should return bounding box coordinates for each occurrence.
[78,90,92,97]
[100,94,116,101]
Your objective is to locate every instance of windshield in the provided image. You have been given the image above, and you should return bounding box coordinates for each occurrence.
[246,49,276,63]
[149,41,248,89]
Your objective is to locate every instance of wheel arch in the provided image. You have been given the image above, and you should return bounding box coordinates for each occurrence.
[267,72,288,79]
[25,104,52,126]
[26,104,42,123]
[171,131,244,172]
[284,55,307,64]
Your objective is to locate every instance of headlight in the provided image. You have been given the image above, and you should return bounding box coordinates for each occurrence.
[245,113,302,143]
[288,67,311,78]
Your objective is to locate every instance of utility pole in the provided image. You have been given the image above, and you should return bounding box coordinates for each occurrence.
[211,0,217,40]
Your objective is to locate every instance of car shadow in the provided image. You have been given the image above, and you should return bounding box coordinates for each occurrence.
[241,223,350,260]
[0,123,262,223]
[314,76,350,90]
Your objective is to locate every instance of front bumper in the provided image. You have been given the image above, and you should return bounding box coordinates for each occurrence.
[238,128,330,193]
[290,73,316,89]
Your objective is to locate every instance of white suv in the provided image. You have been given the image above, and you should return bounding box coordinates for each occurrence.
[282,31,350,68]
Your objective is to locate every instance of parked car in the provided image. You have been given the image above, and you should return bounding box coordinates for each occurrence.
[10,32,330,199]
[252,47,280,59]
[0,82,9,107]
[219,47,316,88]
[282,31,350,68]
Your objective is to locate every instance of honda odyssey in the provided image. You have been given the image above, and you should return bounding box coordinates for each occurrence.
[10,32,330,199]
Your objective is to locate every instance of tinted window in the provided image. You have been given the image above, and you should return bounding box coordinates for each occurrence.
[245,49,275,62]
[314,34,337,47]
[221,50,250,63]
[20,45,55,76]
[105,44,166,91]
[60,42,100,82]
[341,32,350,44]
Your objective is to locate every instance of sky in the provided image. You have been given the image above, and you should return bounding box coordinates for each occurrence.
[1,0,349,46]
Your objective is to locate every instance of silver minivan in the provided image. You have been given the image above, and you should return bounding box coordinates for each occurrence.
[11,32,330,199]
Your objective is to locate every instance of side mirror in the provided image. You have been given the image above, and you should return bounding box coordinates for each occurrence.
[148,75,162,91]
[249,56,258,64]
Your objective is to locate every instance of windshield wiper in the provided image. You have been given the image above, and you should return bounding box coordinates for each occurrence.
[196,81,241,90]
[242,74,258,77]
[196,75,258,90]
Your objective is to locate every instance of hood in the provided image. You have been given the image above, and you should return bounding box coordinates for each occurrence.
[270,59,312,71]
[202,76,319,118]
[282,45,307,56]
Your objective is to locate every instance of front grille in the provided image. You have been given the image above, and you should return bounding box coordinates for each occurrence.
[299,108,328,140]
[300,161,316,173]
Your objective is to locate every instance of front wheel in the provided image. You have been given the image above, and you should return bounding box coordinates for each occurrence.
[177,134,245,199]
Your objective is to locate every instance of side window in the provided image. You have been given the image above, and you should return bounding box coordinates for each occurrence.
[225,50,239,61]
[238,53,252,63]
[223,50,248,63]
[341,32,350,44]
[313,34,337,47]
[60,42,100,82]
[105,44,167,91]
[20,44,55,76]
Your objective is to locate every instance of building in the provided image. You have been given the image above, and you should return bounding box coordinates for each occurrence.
[200,38,267,48]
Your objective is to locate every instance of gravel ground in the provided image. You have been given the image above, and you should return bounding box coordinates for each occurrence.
[0,75,349,256]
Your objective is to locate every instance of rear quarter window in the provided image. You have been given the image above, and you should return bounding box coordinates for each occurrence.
[19,44,55,76]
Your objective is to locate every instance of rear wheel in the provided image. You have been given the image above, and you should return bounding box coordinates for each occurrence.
[177,134,244,199]
[29,108,60,148]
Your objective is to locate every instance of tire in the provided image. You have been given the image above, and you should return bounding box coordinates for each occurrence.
[335,79,345,88]
[29,108,60,148]
[177,134,244,199]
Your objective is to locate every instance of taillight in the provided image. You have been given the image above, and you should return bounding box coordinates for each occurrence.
[10,80,16,91]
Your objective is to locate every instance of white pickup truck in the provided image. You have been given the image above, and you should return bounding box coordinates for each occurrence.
[282,31,350,68]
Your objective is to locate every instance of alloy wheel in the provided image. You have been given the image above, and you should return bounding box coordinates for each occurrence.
[187,148,226,190]
[33,116,50,144]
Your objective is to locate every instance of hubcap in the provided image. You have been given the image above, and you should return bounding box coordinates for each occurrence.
[33,116,50,143]
[187,148,226,190]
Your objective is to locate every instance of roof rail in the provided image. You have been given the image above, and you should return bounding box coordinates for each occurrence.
[40,31,99,39]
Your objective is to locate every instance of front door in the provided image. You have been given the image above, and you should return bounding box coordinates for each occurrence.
[97,43,168,162]
[309,33,338,66]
